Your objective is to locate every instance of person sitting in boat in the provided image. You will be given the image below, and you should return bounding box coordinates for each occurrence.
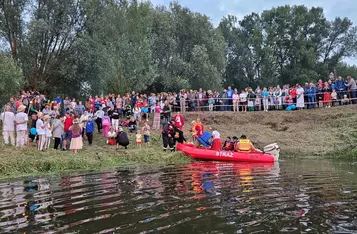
[222,137,233,151]
[232,136,239,150]
[235,135,256,153]
[210,127,222,150]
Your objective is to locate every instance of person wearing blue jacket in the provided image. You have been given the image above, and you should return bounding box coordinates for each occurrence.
[306,83,317,109]
[335,76,347,105]
[85,116,95,146]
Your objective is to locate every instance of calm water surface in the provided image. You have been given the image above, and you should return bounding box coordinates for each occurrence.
[1,159,357,233]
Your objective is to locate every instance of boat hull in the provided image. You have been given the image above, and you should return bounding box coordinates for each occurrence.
[176,143,275,163]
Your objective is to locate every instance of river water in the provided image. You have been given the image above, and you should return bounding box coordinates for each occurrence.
[1,159,357,233]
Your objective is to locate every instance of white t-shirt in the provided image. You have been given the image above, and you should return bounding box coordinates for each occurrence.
[36,119,45,135]
[212,130,221,139]
[15,112,28,131]
[0,112,15,131]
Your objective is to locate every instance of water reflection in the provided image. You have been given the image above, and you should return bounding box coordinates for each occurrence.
[0,160,357,233]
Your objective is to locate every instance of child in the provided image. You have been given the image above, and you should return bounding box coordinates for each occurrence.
[44,115,52,150]
[331,89,337,106]
[136,130,142,148]
[255,95,261,111]
[102,113,111,137]
[107,127,117,145]
[343,95,349,105]
[142,122,151,146]
[85,116,94,146]
[70,119,83,153]
[208,96,215,111]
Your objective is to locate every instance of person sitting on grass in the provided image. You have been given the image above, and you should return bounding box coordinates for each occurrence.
[128,116,137,133]
[116,127,129,149]
[107,127,117,145]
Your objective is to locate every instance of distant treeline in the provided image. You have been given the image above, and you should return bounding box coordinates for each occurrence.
[1,0,357,102]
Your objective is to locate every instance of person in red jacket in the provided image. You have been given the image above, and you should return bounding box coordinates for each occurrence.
[195,118,204,138]
[63,112,74,150]
[174,112,184,130]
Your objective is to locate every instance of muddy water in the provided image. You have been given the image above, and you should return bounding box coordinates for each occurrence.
[1,159,357,233]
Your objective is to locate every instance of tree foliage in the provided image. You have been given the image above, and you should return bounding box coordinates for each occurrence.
[0,55,22,106]
[0,1,357,98]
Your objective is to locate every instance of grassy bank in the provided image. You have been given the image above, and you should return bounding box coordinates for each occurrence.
[1,106,357,179]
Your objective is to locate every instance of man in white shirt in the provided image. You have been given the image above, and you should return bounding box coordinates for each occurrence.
[15,105,29,147]
[0,105,16,145]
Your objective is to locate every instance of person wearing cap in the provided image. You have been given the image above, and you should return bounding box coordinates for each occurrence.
[116,127,129,149]
[0,104,16,146]
[15,105,28,147]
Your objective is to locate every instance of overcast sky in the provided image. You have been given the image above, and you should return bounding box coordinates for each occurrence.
[151,0,357,65]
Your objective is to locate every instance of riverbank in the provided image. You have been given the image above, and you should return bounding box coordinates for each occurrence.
[1,106,357,179]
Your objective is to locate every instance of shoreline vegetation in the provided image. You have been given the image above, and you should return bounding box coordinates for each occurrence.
[1,106,357,180]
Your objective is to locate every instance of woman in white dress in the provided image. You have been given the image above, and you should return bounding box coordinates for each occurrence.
[296,84,305,109]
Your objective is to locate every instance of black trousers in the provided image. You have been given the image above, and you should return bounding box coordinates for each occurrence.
[162,134,174,149]
[54,137,61,150]
[86,132,93,145]
[95,118,102,132]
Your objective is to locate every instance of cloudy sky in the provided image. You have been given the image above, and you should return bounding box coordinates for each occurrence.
[150,0,357,65]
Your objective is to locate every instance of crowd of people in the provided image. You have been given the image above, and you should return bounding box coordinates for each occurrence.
[0,73,355,151]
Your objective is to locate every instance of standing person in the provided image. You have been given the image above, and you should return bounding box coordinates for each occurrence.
[28,113,38,146]
[85,116,95,146]
[335,76,346,105]
[142,122,151,146]
[0,105,16,146]
[162,119,175,152]
[179,90,187,112]
[162,100,171,124]
[8,97,17,114]
[111,108,120,131]
[174,112,184,130]
[347,76,357,104]
[15,105,28,147]
[152,102,161,130]
[102,113,111,137]
[76,101,85,116]
[36,112,49,151]
[63,112,74,150]
[262,88,269,112]
[94,107,104,133]
[79,110,89,138]
[323,82,332,108]
[296,84,305,110]
[44,115,52,150]
[232,89,239,112]
[52,115,64,150]
[239,89,248,112]
[69,119,83,153]
[226,86,234,111]
[135,130,142,148]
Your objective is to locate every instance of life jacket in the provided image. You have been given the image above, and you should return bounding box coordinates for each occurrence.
[191,124,197,136]
[224,141,233,151]
[237,139,252,152]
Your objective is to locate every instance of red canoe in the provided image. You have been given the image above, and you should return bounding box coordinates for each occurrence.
[176,143,276,163]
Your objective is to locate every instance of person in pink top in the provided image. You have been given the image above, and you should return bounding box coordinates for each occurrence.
[102,113,111,137]
[152,102,161,130]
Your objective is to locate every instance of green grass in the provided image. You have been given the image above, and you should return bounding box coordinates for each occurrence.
[0,132,190,180]
[2,106,357,179]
